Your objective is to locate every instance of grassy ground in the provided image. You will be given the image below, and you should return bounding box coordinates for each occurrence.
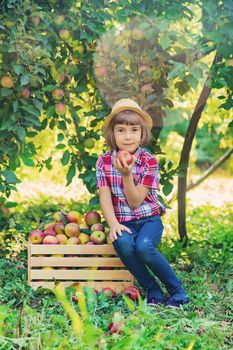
[0,198,232,349]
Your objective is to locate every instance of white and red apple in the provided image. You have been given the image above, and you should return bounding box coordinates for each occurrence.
[116,150,133,166]
[29,230,43,244]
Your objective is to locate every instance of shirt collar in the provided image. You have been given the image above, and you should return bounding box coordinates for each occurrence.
[112,146,142,165]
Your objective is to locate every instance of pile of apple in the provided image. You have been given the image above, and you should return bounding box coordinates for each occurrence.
[29,210,111,245]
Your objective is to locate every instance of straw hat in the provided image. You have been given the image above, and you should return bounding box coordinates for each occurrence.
[102,98,153,134]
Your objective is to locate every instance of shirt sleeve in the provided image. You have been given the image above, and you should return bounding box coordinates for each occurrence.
[138,157,160,190]
[96,157,110,189]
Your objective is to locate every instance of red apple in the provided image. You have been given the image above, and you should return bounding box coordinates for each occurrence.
[90,223,105,232]
[52,88,64,100]
[131,28,144,40]
[79,233,89,244]
[67,236,80,244]
[108,322,121,334]
[42,229,56,239]
[59,29,70,40]
[85,211,101,226]
[66,210,80,224]
[65,223,80,237]
[32,16,40,25]
[140,83,153,93]
[90,231,106,245]
[0,206,10,217]
[42,235,59,244]
[1,76,13,88]
[53,211,66,222]
[86,241,95,245]
[54,222,65,235]
[55,103,66,115]
[29,230,43,244]
[116,150,133,166]
[44,221,56,230]
[124,286,140,301]
[72,295,78,302]
[59,73,71,84]
[95,66,107,78]
[22,88,30,99]
[54,15,65,25]
[56,233,68,244]
[102,287,116,298]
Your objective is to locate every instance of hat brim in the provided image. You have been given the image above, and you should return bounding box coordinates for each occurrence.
[102,106,153,134]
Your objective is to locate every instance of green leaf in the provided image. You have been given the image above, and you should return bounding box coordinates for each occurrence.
[20,74,30,86]
[89,196,99,206]
[21,155,35,167]
[13,64,24,75]
[163,182,173,196]
[12,100,18,112]
[43,84,56,92]
[61,150,70,165]
[16,127,27,141]
[0,88,13,97]
[5,201,17,208]
[21,105,40,118]
[66,163,76,186]
[56,143,66,149]
[57,133,64,142]
[2,169,21,184]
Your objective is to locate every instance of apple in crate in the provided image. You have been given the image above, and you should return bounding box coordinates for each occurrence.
[56,234,68,244]
[79,233,89,244]
[52,254,64,257]
[65,223,80,237]
[79,222,89,230]
[53,211,66,222]
[90,223,105,232]
[116,150,133,166]
[90,231,106,245]
[44,222,56,230]
[42,229,56,238]
[67,237,80,244]
[29,230,43,244]
[43,235,59,244]
[85,211,101,226]
[86,241,95,245]
[55,222,65,234]
[66,210,80,224]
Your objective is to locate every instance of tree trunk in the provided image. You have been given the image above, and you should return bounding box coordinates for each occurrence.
[168,146,233,204]
[177,52,221,243]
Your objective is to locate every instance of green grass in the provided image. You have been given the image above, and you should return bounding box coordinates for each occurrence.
[0,202,232,349]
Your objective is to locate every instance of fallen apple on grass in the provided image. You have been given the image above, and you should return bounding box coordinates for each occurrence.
[124,286,140,301]
[102,287,116,298]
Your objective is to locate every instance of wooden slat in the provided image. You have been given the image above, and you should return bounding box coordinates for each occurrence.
[28,243,31,286]
[31,269,133,280]
[31,257,124,267]
[30,244,117,255]
[30,281,134,291]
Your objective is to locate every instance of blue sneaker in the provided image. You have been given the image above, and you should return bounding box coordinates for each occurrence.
[147,298,164,307]
[165,298,190,308]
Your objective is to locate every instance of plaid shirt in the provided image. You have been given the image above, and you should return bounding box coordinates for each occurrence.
[96,146,166,223]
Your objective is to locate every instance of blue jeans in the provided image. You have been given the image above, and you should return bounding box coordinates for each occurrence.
[113,215,188,302]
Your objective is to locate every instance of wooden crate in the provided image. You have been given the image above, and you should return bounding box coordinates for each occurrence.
[28,243,134,291]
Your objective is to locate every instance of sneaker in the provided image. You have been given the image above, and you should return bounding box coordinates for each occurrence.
[165,298,190,308]
[147,298,164,307]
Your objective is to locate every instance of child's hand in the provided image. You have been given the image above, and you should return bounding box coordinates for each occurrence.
[113,156,136,176]
[110,223,132,242]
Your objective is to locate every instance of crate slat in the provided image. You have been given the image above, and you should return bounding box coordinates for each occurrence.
[31,257,124,267]
[30,244,117,255]
[31,269,133,280]
[30,281,134,291]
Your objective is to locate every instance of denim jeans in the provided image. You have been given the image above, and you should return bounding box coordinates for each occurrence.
[113,215,188,302]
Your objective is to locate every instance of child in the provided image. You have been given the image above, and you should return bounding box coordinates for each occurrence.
[96,98,189,308]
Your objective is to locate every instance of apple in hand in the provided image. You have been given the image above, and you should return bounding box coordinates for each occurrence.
[90,231,106,245]
[29,230,43,244]
[116,150,133,166]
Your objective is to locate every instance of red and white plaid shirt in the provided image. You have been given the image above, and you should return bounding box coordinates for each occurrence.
[96,146,166,223]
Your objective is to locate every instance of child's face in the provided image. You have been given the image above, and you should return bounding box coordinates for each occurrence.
[113,123,142,154]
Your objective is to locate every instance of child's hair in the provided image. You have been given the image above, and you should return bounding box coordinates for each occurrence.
[106,110,152,149]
